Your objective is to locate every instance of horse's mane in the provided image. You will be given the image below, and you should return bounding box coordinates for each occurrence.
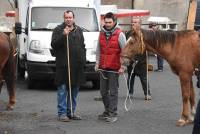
[141,29,176,48]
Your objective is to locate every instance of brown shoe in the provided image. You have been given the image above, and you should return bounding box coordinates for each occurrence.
[145,95,152,101]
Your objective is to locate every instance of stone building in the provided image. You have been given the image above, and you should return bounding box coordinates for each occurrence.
[102,0,191,30]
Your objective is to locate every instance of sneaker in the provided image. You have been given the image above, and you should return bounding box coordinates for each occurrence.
[58,115,70,122]
[68,114,82,120]
[154,69,163,72]
[145,95,152,101]
[98,112,109,120]
[105,116,118,123]
[129,94,133,99]
[94,97,102,101]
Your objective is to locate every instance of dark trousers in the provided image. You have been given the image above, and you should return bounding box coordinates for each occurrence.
[100,71,119,116]
[127,66,150,96]
[196,73,200,88]
[157,55,164,70]
[192,99,200,134]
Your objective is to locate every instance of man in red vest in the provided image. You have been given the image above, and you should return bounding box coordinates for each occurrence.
[95,12,126,123]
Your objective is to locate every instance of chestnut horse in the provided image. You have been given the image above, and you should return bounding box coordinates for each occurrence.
[0,32,16,110]
[120,29,200,126]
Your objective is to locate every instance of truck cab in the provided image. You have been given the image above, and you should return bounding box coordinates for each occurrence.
[16,0,100,88]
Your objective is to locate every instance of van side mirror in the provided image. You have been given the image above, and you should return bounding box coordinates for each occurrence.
[15,22,22,34]
[25,27,28,35]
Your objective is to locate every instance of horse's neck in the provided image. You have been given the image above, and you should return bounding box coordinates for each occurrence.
[146,45,158,55]
[146,43,171,61]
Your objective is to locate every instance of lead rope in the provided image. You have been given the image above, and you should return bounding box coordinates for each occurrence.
[123,61,138,111]
[97,62,137,112]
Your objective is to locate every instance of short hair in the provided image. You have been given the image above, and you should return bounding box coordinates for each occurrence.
[104,12,117,22]
[64,10,75,18]
[149,22,158,28]
[131,17,142,24]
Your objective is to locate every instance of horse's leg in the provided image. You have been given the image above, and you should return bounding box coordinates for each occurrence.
[0,80,3,93]
[0,70,3,93]
[4,56,16,110]
[176,72,192,126]
[5,76,16,110]
[189,79,196,121]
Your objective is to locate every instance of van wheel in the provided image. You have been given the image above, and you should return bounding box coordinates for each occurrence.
[92,80,100,89]
[17,65,25,79]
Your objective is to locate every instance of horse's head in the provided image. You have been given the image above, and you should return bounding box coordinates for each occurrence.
[120,32,145,66]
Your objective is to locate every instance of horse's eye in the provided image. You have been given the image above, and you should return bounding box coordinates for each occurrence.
[130,41,134,45]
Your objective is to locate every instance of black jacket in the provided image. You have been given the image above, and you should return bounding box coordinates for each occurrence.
[51,23,86,86]
[196,67,200,88]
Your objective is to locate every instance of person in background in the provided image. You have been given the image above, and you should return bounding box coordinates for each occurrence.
[149,22,164,72]
[192,99,200,134]
[126,17,151,100]
[95,12,126,123]
[193,67,200,134]
[51,10,86,122]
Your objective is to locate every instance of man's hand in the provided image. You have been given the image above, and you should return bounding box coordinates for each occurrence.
[63,26,72,36]
[118,66,125,74]
[94,63,99,72]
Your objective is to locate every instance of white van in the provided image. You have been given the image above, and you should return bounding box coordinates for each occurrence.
[15,0,100,88]
[147,16,178,31]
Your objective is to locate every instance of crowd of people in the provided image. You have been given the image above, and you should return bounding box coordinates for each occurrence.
[50,10,199,133]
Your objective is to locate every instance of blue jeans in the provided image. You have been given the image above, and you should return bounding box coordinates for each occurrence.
[157,55,164,70]
[57,84,79,117]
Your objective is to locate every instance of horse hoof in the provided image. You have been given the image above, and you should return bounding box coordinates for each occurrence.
[7,105,14,111]
[176,119,192,127]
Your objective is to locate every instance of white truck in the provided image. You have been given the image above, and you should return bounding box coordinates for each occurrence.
[15,0,100,88]
[147,16,178,31]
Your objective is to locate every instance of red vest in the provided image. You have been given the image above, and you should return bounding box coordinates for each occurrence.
[99,28,121,71]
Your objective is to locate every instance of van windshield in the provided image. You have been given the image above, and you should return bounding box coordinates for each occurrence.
[31,7,99,32]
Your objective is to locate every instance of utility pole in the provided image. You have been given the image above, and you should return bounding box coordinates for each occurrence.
[187,0,197,30]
